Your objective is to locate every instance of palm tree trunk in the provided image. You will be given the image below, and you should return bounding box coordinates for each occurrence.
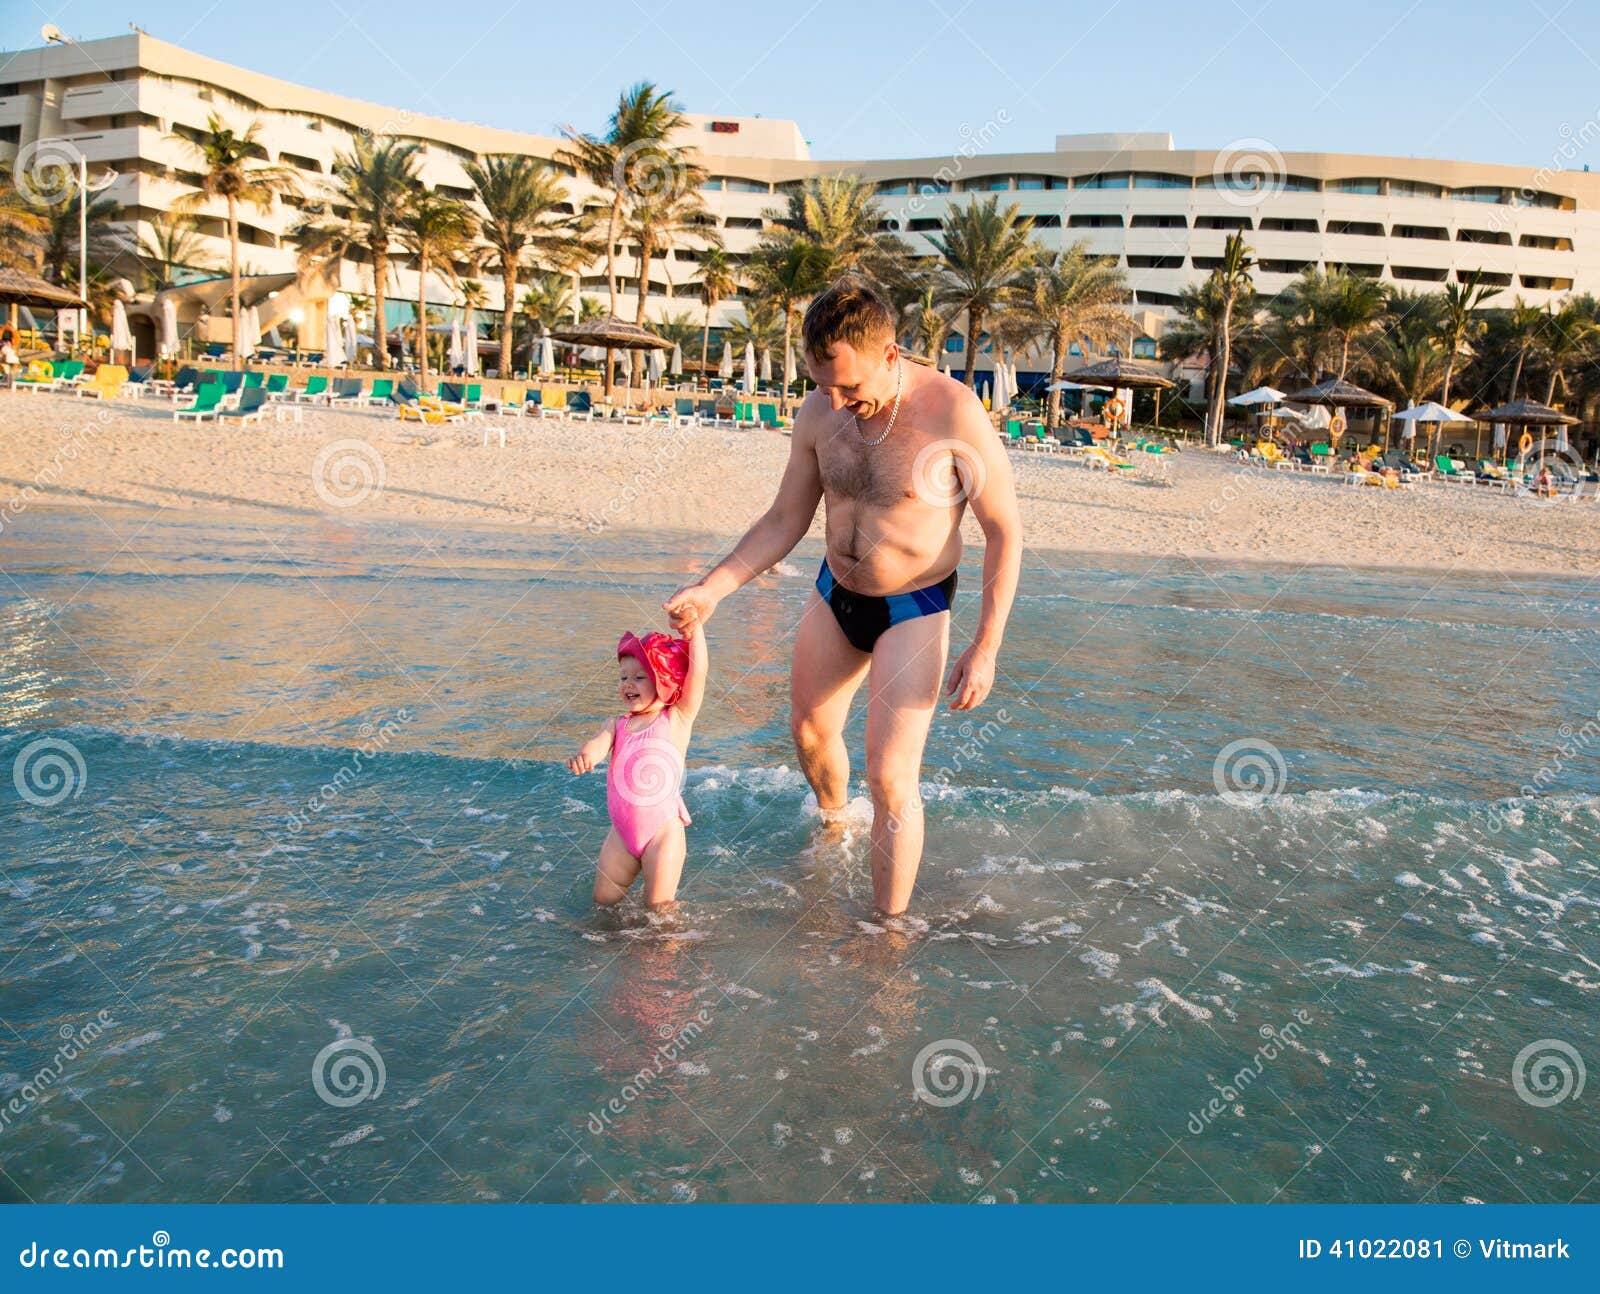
[962,307,983,388]
[1047,332,1068,427]
[372,247,389,373]
[635,247,650,326]
[1207,302,1234,448]
[417,248,430,391]
[1441,358,1455,408]
[500,262,519,378]
[1338,335,1351,381]
[1509,347,1526,401]
[1546,370,1560,404]
[780,309,794,418]
[606,198,622,314]
[228,197,241,362]
[700,300,712,383]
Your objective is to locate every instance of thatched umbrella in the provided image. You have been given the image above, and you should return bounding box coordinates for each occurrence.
[1473,397,1578,467]
[0,269,87,342]
[549,315,670,402]
[1062,356,1175,431]
[1286,377,1394,451]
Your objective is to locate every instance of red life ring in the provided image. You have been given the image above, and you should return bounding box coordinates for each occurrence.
[1104,397,1125,422]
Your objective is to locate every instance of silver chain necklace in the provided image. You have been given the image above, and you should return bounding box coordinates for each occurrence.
[851,359,904,447]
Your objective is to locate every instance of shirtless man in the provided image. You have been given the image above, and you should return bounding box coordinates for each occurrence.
[664,279,1022,914]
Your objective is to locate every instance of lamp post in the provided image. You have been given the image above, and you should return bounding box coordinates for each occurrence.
[43,25,118,356]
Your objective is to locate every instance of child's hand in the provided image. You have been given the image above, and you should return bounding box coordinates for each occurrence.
[567,751,593,775]
[568,734,609,775]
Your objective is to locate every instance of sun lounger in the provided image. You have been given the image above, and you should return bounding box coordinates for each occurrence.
[75,364,128,400]
[242,370,264,389]
[329,377,364,406]
[565,391,593,422]
[265,373,291,398]
[392,378,465,425]
[216,387,269,425]
[121,364,154,397]
[1432,454,1474,485]
[294,375,330,404]
[13,359,56,393]
[48,360,86,390]
[174,382,225,422]
[364,379,394,407]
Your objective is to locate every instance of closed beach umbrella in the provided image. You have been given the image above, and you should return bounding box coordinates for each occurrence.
[159,296,178,357]
[324,312,345,367]
[620,348,633,384]
[110,298,132,353]
[719,343,734,379]
[464,318,479,376]
[649,347,665,385]
[670,342,683,377]
[1558,426,1570,453]
[344,312,358,365]
[991,363,1009,414]
[760,348,773,383]
[540,331,555,376]
[743,341,756,394]
[448,319,463,372]
[238,306,258,359]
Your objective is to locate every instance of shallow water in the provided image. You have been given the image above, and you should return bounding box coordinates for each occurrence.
[2,508,1597,1203]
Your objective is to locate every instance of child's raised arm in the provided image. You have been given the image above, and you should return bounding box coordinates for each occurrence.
[674,628,709,723]
[567,723,614,775]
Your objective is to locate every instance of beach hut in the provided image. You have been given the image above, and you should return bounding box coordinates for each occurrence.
[0,269,86,343]
[1286,378,1394,451]
[1063,356,1176,430]
[1472,398,1578,468]
[550,315,671,401]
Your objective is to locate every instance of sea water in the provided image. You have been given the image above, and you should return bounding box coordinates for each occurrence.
[1,509,1597,1203]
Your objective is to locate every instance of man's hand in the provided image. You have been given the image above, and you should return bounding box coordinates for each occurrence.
[945,642,997,711]
[663,582,721,639]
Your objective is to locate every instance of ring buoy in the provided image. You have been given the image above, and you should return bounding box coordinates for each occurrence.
[1104,397,1125,422]
[1518,431,1534,455]
[1329,412,1347,437]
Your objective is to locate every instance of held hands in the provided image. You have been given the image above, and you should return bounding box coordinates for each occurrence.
[945,642,997,711]
[662,583,720,639]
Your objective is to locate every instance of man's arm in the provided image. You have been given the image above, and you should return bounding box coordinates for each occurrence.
[945,389,1022,711]
[664,405,823,636]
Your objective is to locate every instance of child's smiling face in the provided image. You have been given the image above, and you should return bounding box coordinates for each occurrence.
[618,654,657,713]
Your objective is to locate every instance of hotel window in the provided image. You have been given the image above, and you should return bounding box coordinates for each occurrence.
[1327,263,1382,277]
[907,217,941,231]
[1076,173,1130,189]
[944,335,963,353]
[1028,214,1061,228]
[1450,186,1504,203]
[1520,275,1574,290]
[1260,217,1319,233]
[1393,224,1448,240]
[1015,176,1048,190]
[1511,189,1568,209]
[725,216,763,230]
[1388,180,1443,199]
[964,176,1013,190]
[1131,338,1158,358]
[875,181,911,194]
[1328,177,1382,194]
[1127,254,1183,269]
[914,180,951,197]
[1193,215,1251,230]
[1327,220,1384,236]
[1130,214,1187,228]
[1134,290,1181,307]
[1191,256,1224,270]
[1465,270,1512,287]
[700,177,725,191]
[1067,214,1123,228]
[1279,176,1320,192]
[1258,259,1316,274]
[1392,265,1449,282]
[1457,227,1511,245]
[724,178,769,193]
[1132,172,1190,189]
[1518,233,1573,251]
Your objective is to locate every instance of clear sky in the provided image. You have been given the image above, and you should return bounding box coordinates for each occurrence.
[5,0,1597,169]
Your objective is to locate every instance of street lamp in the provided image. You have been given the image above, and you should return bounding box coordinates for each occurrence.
[42,25,119,355]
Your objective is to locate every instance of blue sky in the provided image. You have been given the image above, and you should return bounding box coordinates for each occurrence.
[6,0,1597,168]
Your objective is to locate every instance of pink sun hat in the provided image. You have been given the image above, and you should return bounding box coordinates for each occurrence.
[617,631,689,706]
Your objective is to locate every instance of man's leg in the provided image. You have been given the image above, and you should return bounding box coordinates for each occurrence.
[864,610,950,915]
[790,592,870,819]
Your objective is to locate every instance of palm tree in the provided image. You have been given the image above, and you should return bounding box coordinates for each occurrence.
[174,114,299,360]
[464,155,575,377]
[291,138,420,371]
[1372,317,1449,408]
[560,82,690,317]
[1437,270,1498,407]
[726,299,784,358]
[928,195,1035,387]
[695,247,738,378]
[748,236,829,412]
[1536,297,1599,404]
[40,189,128,289]
[1497,296,1547,402]
[763,176,910,286]
[1321,269,1389,379]
[0,164,50,274]
[136,213,221,291]
[1202,232,1255,446]
[1017,242,1128,425]
[909,285,949,363]
[396,187,476,389]
[626,179,716,325]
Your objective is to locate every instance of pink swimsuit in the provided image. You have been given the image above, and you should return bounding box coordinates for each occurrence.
[606,710,690,856]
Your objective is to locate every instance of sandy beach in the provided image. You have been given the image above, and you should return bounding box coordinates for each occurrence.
[3,390,1598,577]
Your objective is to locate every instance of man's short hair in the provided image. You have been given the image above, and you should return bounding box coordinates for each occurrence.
[801,278,896,361]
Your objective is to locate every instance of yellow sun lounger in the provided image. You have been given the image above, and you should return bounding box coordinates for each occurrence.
[397,396,466,425]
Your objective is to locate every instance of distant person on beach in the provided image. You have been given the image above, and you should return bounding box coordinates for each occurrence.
[664,278,1022,916]
[567,629,708,910]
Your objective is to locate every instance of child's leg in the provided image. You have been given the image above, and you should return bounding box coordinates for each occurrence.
[639,820,686,908]
[594,827,641,905]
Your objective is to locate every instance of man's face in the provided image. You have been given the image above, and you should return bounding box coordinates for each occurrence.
[806,339,898,419]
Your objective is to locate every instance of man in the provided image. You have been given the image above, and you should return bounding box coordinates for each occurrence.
[664,279,1022,915]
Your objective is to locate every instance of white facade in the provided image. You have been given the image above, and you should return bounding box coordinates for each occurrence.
[4,32,1598,369]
